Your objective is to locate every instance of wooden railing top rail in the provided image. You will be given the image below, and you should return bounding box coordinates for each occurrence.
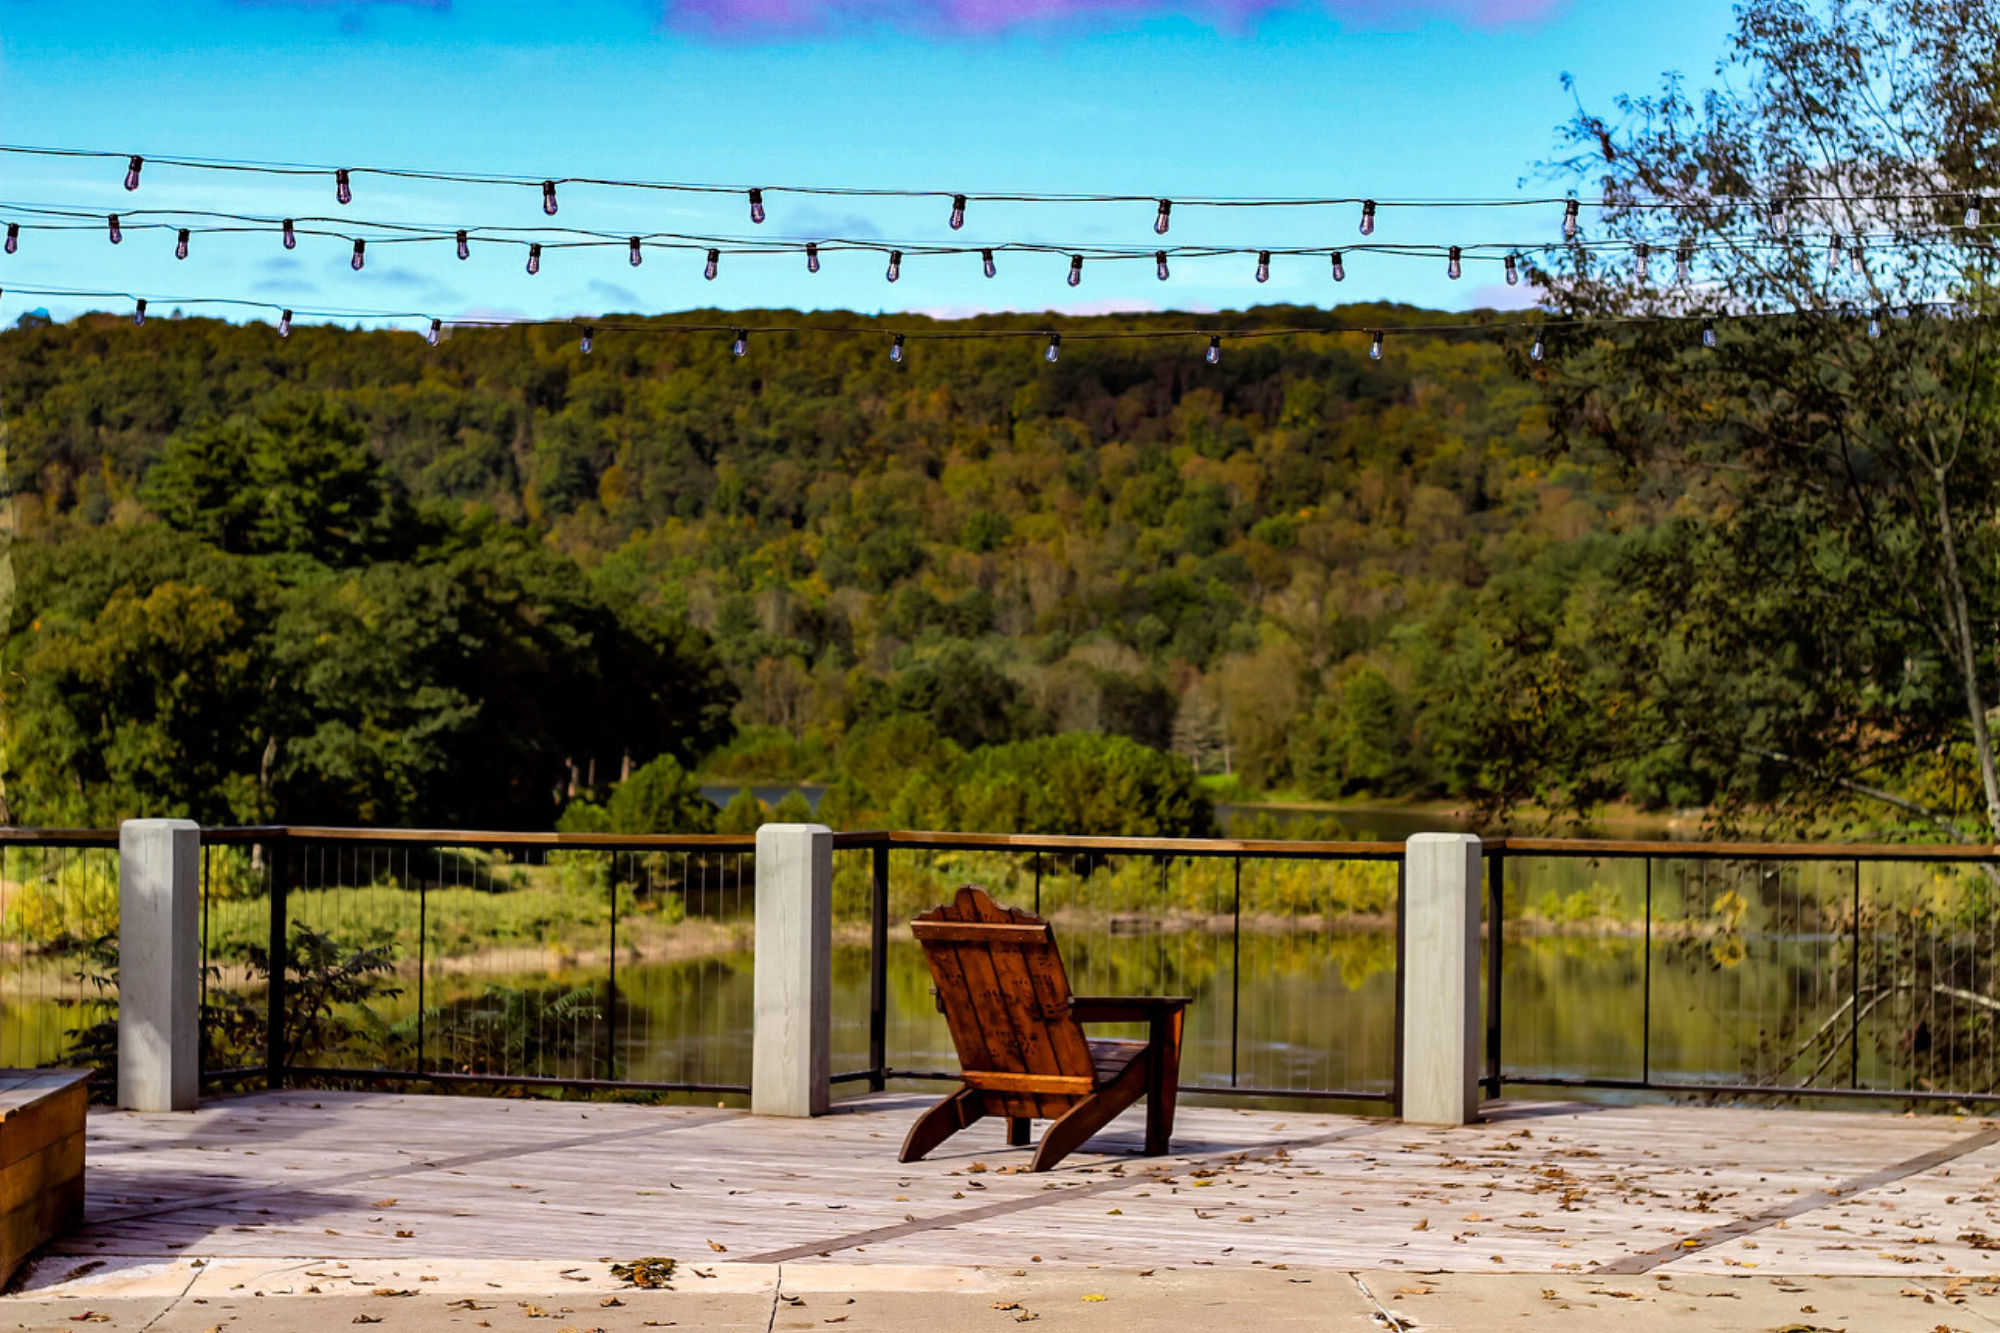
[199,826,758,850]
[1493,837,2000,861]
[830,829,1405,858]
[0,827,118,846]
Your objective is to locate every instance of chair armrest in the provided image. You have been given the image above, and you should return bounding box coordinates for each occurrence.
[1068,996,1192,1023]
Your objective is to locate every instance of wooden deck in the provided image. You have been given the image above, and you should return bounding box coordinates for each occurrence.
[42,1089,2000,1277]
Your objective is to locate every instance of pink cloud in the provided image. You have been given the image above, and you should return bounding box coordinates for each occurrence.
[665,0,1565,39]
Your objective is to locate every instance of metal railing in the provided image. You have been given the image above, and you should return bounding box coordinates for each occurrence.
[831,831,1405,1107]
[1486,839,2000,1105]
[197,827,757,1094]
[0,829,120,1077]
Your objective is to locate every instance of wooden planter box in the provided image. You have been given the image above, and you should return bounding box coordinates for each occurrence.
[0,1070,88,1287]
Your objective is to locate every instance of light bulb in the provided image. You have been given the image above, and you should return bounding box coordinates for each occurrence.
[526,243,541,275]
[1850,245,1863,275]
[1769,196,1787,237]
[542,180,558,216]
[1154,199,1172,235]
[428,318,441,346]
[886,250,901,283]
[1369,330,1383,360]
[1045,333,1061,363]
[133,298,146,325]
[949,194,966,230]
[283,218,297,249]
[1676,241,1692,283]
[1504,252,1519,286]
[1530,331,1544,361]
[1967,197,1984,229]
[174,227,188,260]
[1635,243,1650,282]
[1256,251,1271,283]
[124,155,143,191]
[982,248,996,279]
[732,328,748,358]
[456,230,470,261]
[705,248,719,281]
[336,169,352,205]
[807,243,820,273]
[1562,198,1579,239]
[108,214,122,245]
[1868,308,1882,338]
[278,309,292,337]
[1701,318,1717,349]
[580,326,594,355]
[1067,255,1082,287]
[1156,250,1170,281]
[748,189,765,225]
[351,239,366,271]
[1826,232,1841,271]
[1447,245,1461,280]
[1206,335,1221,365]
[1330,251,1345,282]
[890,333,905,363]
[4,224,17,255]
[629,236,643,266]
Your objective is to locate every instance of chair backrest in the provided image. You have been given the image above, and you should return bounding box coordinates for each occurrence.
[910,886,1097,1096]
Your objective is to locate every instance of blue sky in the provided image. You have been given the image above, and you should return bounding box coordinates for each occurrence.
[0,0,1739,332]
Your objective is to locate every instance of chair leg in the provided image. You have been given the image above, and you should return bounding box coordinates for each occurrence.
[1029,1054,1152,1173]
[1008,1116,1031,1147]
[900,1084,986,1163]
[1145,1007,1185,1156]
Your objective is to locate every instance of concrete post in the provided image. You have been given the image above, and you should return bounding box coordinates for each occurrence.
[752,823,832,1116]
[118,819,202,1111]
[1400,833,1482,1126]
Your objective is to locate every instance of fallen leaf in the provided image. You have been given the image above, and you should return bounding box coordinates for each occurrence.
[706,1240,727,1252]
[1082,1294,1107,1302]
[351,1319,383,1327]
[374,1198,397,1208]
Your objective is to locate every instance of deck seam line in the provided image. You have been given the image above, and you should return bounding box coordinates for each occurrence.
[75,1106,737,1232]
[739,1120,1396,1264]
[1590,1124,2000,1276]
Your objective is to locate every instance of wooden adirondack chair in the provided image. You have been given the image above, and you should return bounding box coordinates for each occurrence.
[900,885,1190,1172]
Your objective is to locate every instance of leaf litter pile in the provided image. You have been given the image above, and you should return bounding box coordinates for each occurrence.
[610,1257,678,1289]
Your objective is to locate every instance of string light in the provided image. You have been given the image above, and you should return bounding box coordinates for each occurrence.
[1154,200,1171,235]
[526,242,541,275]
[580,325,594,354]
[890,332,906,362]
[1701,318,1717,349]
[1504,252,1519,285]
[1447,245,1461,280]
[1206,334,1221,364]
[335,169,352,205]
[428,317,441,345]
[1067,254,1083,287]
[123,155,142,191]
[174,227,188,260]
[282,218,296,249]
[1045,332,1060,362]
[704,248,719,280]
[1850,244,1864,276]
[133,297,145,325]
[807,242,821,273]
[542,181,558,216]
[1330,251,1345,281]
[1369,330,1383,360]
[351,239,365,271]
[629,236,642,266]
[1825,232,1841,271]
[1562,198,1579,239]
[732,327,748,357]
[886,249,901,283]
[1675,241,1692,284]
[1530,329,1544,361]
[748,189,765,225]
[950,194,966,230]
[1634,243,1649,283]
[1868,307,1882,338]
[1769,196,1788,237]
[456,230,469,260]
[1256,251,1271,283]
[1156,250,1170,281]
[1359,199,1376,235]
[107,214,121,245]
[4,223,16,255]
[1967,196,1984,229]
[278,308,291,337]
[982,248,996,278]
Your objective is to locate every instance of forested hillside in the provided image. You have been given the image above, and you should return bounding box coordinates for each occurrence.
[0,304,1675,831]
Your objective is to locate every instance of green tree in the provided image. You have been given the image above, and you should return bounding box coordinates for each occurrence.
[606,755,714,834]
[890,733,1214,837]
